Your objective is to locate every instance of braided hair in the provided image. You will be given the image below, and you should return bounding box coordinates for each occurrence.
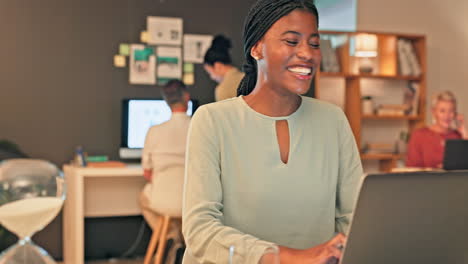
[203,35,233,66]
[237,0,319,96]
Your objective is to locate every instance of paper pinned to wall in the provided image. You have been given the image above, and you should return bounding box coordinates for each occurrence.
[147,16,183,46]
[183,34,213,63]
[156,46,182,81]
[129,44,156,85]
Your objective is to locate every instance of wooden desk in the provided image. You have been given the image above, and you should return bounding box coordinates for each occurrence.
[62,165,145,264]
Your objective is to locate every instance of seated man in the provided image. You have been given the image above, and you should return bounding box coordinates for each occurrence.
[139,80,191,246]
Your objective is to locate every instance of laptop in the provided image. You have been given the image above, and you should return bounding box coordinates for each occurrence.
[340,171,468,264]
[443,139,468,170]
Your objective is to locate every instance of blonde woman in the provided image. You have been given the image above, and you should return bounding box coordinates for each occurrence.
[406,91,466,168]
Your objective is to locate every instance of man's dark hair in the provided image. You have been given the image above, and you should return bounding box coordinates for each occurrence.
[237,0,319,96]
[161,79,188,106]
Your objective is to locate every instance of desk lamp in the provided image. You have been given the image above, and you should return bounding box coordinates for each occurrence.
[355,33,378,73]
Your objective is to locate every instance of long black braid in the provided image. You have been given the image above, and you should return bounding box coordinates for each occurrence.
[237,0,319,96]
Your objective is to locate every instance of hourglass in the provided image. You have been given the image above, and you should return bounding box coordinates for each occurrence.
[0,159,66,264]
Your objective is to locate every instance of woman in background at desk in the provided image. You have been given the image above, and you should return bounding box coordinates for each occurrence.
[183,0,362,263]
[406,90,467,168]
[203,35,244,101]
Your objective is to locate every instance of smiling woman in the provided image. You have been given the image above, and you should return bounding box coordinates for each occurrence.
[406,90,467,168]
[182,1,363,264]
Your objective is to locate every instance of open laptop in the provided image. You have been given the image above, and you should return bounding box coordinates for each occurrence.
[443,139,468,170]
[340,171,468,264]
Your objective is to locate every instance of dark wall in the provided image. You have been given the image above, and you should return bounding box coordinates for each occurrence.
[0,0,255,166]
[0,0,255,259]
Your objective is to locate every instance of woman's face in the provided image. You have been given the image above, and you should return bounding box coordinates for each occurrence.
[433,100,456,129]
[252,9,321,95]
[204,63,223,83]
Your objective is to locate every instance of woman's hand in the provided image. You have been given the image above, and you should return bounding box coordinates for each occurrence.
[456,114,467,139]
[278,233,346,264]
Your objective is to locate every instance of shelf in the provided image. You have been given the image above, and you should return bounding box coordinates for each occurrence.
[362,114,420,120]
[319,30,426,39]
[361,153,405,161]
[316,31,426,172]
[319,72,346,78]
[319,72,422,81]
[348,73,422,81]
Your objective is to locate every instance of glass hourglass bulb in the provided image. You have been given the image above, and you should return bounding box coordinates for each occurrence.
[0,159,66,264]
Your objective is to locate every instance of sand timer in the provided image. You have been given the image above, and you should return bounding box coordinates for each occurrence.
[0,159,66,264]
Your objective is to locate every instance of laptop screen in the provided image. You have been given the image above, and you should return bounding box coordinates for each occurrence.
[443,139,468,170]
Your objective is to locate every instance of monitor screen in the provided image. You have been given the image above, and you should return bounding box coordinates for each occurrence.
[121,99,197,150]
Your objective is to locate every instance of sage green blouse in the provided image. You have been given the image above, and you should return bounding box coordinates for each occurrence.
[182,96,363,264]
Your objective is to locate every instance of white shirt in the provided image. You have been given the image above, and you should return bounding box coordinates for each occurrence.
[142,112,191,215]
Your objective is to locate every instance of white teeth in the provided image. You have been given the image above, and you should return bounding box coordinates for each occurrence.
[288,67,312,75]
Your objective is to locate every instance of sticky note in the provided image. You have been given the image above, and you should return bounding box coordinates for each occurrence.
[183,63,194,73]
[119,44,130,56]
[183,73,195,85]
[114,55,126,67]
[141,31,149,43]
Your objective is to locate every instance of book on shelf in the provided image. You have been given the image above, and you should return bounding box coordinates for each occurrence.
[397,38,422,76]
[376,104,408,116]
[362,142,395,154]
[320,39,340,73]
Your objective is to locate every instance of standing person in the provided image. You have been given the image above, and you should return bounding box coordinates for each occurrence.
[203,35,245,101]
[139,80,191,250]
[183,0,363,263]
[406,90,467,168]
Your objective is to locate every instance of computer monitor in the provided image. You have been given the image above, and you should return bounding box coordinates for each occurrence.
[341,171,468,264]
[119,98,198,159]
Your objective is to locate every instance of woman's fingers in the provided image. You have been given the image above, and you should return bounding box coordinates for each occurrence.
[325,256,339,264]
[329,233,347,249]
[317,246,342,264]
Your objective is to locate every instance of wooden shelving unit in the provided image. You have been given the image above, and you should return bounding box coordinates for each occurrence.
[362,114,420,120]
[316,31,426,172]
[320,72,422,81]
[360,153,406,172]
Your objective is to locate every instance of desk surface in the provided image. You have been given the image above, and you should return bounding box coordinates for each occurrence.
[63,165,146,264]
[66,165,143,177]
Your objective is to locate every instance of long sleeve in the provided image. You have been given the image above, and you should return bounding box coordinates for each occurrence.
[335,110,363,234]
[182,106,275,264]
[406,130,423,167]
[142,127,155,170]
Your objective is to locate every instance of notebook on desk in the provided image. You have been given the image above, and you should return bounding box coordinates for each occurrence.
[340,171,468,264]
[443,139,468,170]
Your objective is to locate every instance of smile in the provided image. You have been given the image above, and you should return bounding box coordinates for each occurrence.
[287,66,312,76]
